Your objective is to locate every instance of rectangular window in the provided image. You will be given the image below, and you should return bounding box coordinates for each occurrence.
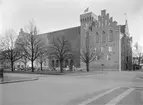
[101,47,104,52]
[105,20,107,26]
[108,46,112,52]
[107,54,111,60]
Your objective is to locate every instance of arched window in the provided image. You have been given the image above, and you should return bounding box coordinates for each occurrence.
[52,60,54,67]
[99,21,100,27]
[56,60,59,67]
[102,31,106,43]
[80,18,82,23]
[70,60,73,67]
[96,32,99,43]
[65,59,68,67]
[108,30,113,42]
[87,17,89,22]
[105,20,107,26]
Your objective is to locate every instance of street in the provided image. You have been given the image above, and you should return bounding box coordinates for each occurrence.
[1,71,143,105]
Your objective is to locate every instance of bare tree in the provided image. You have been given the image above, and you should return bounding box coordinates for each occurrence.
[36,47,48,71]
[80,39,100,71]
[81,29,100,72]
[49,36,72,73]
[0,29,22,71]
[16,21,45,72]
[134,42,143,66]
[20,53,29,71]
[80,22,101,72]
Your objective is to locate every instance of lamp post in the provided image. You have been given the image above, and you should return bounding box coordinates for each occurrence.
[0,61,3,82]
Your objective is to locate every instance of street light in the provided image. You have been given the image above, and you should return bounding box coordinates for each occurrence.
[0,61,3,82]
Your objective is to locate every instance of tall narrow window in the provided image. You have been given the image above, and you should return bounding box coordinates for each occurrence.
[101,47,104,52]
[102,31,106,43]
[107,54,111,60]
[96,32,99,43]
[87,17,89,22]
[105,20,107,26]
[109,30,113,42]
[52,60,54,67]
[108,46,112,52]
[99,21,100,27]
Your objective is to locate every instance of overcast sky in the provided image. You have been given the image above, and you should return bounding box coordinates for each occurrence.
[0,0,143,45]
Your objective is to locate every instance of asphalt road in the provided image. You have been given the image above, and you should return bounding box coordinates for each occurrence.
[1,71,143,105]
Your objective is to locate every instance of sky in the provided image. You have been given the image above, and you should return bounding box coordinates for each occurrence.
[0,0,143,46]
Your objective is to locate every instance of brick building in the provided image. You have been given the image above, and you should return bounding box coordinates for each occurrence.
[17,10,132,71]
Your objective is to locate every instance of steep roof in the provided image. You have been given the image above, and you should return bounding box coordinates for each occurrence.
[39,26,80,37]
[38,26,80,44]
[16,26,80,52]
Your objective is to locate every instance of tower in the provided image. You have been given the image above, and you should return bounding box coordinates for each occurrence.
[80,12,98,69]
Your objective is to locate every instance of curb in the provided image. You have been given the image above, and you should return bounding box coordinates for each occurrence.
[0,77,38,84]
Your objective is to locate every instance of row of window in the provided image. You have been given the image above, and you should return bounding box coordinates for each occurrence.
[96,30,114,43]
[98,19,109,27]
[80,17,93,23]
[81,18,111,28]
[95,46,112,52]
[95,54,112,61]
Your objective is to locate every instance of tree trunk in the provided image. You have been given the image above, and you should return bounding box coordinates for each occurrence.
[86,62,89,72]
[138,57,141,66]
[60,61,63,73]
[31,60,34,72]
[24,63,27,71]
[40,62,43,71]
[11,61,14,72]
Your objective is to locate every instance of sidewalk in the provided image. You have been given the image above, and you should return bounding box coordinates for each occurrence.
[0,76,38,84]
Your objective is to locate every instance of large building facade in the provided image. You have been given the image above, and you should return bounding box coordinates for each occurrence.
[17,10,132,71]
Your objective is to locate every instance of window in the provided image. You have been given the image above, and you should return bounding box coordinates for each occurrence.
[105,20,107,26]
[102,19,104,27]
[108,46,112,52]
[87,17,89,22]
[95,55,99,60]
[101,47,104,52]
[80,19,82,23]
[102,31,106,43]
[99,21,100,27]
[107,54,111,60]
[108,30,113,42]
[96,32,99,43]
[52,60,54,67]
[56,60,59,67]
